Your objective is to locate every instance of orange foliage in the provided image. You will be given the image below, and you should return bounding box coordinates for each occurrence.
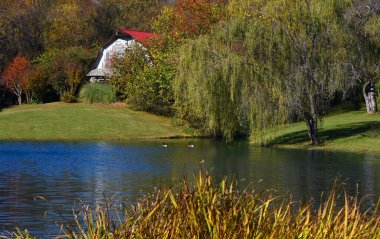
[159,0,227,41]
[2,54,30,104]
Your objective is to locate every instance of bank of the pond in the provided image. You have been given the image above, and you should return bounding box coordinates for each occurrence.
[0,103,378,153]
[0,103,188,140]
[270,110,380,153]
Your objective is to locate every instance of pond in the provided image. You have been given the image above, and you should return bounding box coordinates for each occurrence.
[0,140,379,238]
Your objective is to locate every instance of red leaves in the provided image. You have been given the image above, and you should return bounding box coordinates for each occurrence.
[2,54,30,104]
[165,0,226,41]
[3,54,29,89]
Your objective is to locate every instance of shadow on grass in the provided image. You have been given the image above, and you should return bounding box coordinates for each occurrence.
[269,121,380,145]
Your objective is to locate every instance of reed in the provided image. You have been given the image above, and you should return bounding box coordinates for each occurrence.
[79,83,116,104]
[62,172,379,239]
[6,172,380,239]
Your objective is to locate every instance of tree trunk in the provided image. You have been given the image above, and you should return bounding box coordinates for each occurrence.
[26,91,31,104]
[17,94,22,105]
[305,116,319,145]
[305,93,320,145]
[363,81,378,114]
[12,83,23,105]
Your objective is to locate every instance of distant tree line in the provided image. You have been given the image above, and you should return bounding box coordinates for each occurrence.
[0,0,169,104]
[0,0,379,145]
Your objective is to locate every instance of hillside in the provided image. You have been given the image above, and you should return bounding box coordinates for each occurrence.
[270,110,380,153]
[0,103,188,140]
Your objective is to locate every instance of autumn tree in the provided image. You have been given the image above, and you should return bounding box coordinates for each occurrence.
[120,0,169,31]
[0,0,51,104]
[49,47,94,102]
[154,0,227,44]
[45,0,97,49]
[0,0,47,70]
[62,63,83,102]
[31,46,94,103]
[28,64,58,103]
[92,0,122,41]
[2,54,30,105]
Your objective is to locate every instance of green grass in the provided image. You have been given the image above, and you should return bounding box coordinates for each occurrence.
[269,110,380,153]
[0,103,188,140]
[0,103,378,152]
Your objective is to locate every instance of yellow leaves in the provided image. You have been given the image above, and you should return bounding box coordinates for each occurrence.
[66,63,83,93]
[227,0,272,21]
[45,0,96,49]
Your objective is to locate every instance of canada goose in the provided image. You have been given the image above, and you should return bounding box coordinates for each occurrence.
[162,142,168,147]
[188,142,195,148]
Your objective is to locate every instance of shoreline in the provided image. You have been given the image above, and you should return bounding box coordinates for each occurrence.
[0,136,379,155]
[0,103,378,154]
[272,144,380,154]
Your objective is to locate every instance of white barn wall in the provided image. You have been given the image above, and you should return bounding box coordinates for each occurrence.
[96,38,143,70]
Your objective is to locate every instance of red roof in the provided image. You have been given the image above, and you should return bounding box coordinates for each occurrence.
[119,29,157,43]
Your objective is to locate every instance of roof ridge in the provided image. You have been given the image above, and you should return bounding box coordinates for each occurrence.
[119,29,155,33]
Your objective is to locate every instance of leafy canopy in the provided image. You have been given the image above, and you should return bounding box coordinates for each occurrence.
[175,0,354,144]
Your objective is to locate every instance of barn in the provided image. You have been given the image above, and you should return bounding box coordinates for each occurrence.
[86,29,157,82]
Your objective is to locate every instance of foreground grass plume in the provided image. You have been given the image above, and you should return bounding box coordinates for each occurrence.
[6,172,380,239]
[79,83,116,104]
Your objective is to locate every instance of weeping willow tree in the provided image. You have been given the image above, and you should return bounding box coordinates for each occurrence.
[267,0,353,145]
[175,0,354,145]
[174,20,287,143]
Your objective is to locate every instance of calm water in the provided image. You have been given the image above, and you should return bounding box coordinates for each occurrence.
[0,140,379,237]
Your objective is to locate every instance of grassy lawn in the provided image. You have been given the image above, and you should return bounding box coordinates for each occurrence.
[269,110,380,153]
[0,103,378,152]
[0,102,188,140]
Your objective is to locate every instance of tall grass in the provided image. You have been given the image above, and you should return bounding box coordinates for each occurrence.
[79,83,116,104]
[6,172,380,239]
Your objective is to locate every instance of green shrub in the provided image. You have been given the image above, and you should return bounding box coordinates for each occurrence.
[110,46,174,115]
[79,83,116,104]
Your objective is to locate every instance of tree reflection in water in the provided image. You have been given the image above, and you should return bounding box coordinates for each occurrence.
[0,140,378,237]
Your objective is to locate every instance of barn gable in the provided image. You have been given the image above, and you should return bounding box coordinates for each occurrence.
[87,29,156,82]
